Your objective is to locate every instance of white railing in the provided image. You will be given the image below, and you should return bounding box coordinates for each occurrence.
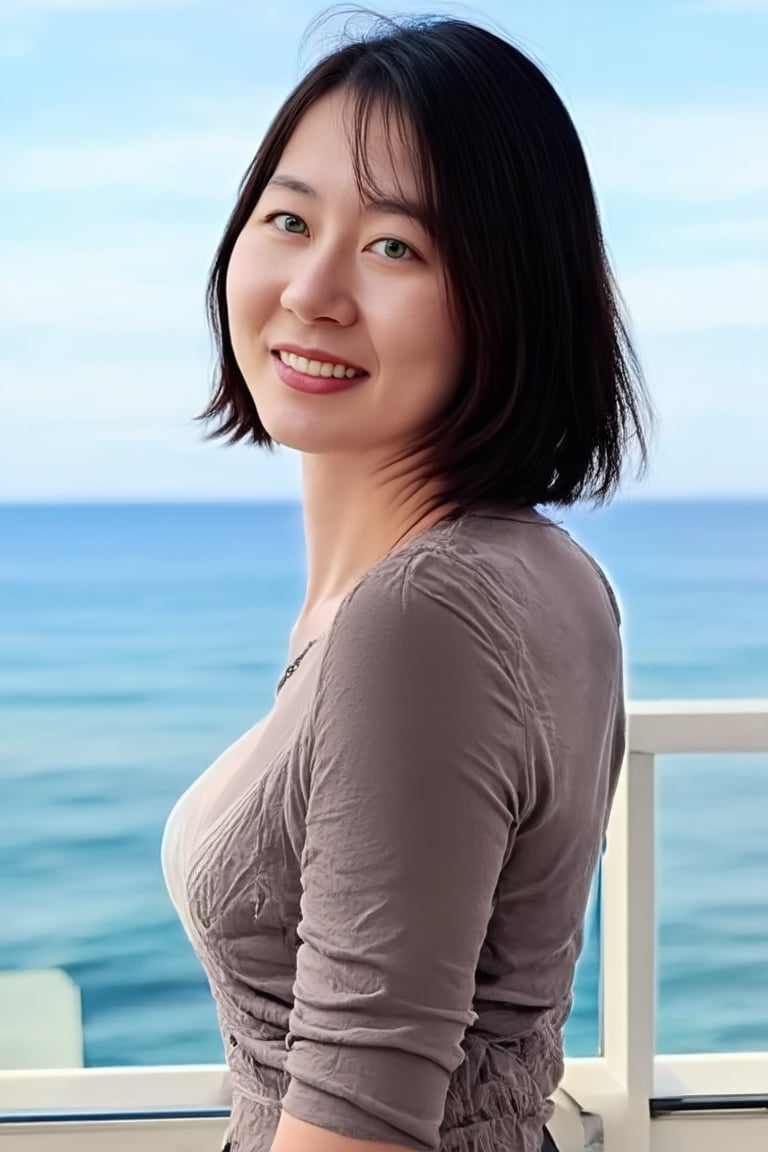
[562,699,768,1152]
[1,700,767,1152]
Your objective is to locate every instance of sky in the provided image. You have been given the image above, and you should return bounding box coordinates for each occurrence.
[1,0,766,503]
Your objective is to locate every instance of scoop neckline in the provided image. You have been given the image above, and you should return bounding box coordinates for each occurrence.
[279,502,543,680]
[285,510,464,662]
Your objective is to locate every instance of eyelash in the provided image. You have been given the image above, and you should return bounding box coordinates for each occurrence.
[263,211,417,262]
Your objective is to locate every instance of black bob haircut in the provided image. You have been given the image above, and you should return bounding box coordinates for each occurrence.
[197,8,654,509]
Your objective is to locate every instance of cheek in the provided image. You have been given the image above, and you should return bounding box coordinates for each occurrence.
[390,291,461,385]
[225,237,272,335]
[379,313,461,430]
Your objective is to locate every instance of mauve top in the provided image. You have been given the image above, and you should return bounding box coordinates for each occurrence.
[161,502,625,1152]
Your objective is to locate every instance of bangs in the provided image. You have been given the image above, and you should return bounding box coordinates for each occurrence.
[342,80,441,245]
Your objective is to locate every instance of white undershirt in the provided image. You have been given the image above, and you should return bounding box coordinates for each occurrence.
[161,712,272,938]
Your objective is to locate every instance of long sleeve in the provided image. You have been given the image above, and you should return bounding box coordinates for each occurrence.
[281,549,527,1150]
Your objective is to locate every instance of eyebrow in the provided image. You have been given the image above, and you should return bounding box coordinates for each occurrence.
[266,174,429,229]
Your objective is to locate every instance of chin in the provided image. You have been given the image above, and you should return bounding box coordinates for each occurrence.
[255,395,408,457]
[257,412,360,455]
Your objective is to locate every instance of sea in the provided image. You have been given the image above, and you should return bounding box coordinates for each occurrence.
[1,500,766,1068]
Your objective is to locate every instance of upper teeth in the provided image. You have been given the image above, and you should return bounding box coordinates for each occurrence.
[278,350,363,379]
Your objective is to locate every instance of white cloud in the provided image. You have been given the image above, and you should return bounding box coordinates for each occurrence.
[637,395,767,499]
[0,355,211,425]
[2,86,289,198]
[0,413,301,503]
[5,129,262,196]
[5,96,767,210]
[646,356,767,418]
[0,346,301,502]
[704,0,768,9]
[5,0,201,10]
[651,215,768,245]
[0,238,211,337]
[635,411,766,498]
[613,334,767,498]
[0,36,30,57]
[575,102,768,202]
[622,261,768,334]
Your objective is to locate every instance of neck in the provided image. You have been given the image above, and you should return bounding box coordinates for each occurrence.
[296,453,456,627]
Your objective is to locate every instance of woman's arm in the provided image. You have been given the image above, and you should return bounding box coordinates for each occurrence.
[275,553,525,1151]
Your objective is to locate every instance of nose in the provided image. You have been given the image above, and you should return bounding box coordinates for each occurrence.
[280,243,358,327]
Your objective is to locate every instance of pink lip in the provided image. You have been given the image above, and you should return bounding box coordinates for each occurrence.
[271,351,366,396]
[271,343,367,374]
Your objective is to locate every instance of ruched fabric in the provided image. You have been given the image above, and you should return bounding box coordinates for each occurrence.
[220,1018,565,1152]
[162,502,624,1152]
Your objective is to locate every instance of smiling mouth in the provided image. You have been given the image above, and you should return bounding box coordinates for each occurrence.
[273,350,367,379]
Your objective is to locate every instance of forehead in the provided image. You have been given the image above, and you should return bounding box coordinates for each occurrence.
[275,87,419,197]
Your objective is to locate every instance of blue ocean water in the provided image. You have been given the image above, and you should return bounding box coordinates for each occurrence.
[0,500,766,1067]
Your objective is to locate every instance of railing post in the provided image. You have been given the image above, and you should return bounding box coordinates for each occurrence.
[600,751,656,1152]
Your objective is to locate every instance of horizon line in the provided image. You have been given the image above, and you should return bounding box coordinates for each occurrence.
[2,495,768,508]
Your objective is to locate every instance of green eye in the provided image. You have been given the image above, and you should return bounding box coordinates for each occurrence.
[373,238,412,260]
[272,213,307,234]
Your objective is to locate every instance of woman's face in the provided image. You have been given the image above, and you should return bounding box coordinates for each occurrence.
[225,87,463,458]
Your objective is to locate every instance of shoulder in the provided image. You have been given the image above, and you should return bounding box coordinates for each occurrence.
[305,537,528,801]
[305,538,527,752]
[454,503,623,640]
[545,520,623,627]
[328,537,506,662]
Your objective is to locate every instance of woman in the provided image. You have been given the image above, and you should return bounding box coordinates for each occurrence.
[162,11,652,1152]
